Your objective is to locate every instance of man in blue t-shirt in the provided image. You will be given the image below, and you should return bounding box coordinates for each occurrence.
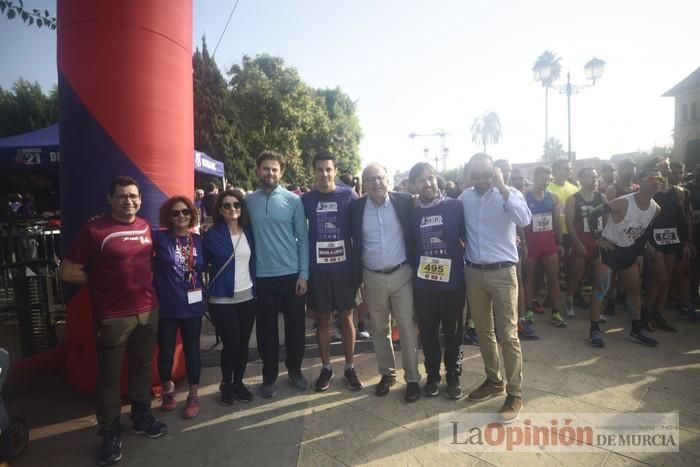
[409,162,466,400]
[302,153,363,393]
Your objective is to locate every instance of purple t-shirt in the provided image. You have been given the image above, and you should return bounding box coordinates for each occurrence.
[152,230,205,319]
[302,187,358,272]
[412,198,466,290]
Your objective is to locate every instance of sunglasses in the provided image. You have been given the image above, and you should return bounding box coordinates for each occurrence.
[170,208,192,217]
[222,202,242,210]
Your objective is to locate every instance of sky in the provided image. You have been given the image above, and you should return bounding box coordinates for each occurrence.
[2,0,699,177]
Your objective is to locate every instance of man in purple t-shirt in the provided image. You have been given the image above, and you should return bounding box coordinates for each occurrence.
[302,153,363,392]
[409,162,466,400]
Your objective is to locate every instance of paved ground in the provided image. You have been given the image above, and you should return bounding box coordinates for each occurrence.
[9,306,700,467]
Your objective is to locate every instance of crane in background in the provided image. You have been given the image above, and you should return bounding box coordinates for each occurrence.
[408,130,467,172]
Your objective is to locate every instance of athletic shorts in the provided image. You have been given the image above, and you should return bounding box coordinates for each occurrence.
[307,269,357,313]
[525,231,557,260]
[572,232,598,260]
[601,242,644,271]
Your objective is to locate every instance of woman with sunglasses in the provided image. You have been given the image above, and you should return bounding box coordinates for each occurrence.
[203,189,257,406]
[153,196,204,419]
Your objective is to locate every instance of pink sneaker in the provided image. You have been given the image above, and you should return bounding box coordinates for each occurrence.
[183,395,200,419]
[160,390,177,412]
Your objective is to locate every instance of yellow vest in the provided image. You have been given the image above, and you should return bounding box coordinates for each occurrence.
[547,181,579,234]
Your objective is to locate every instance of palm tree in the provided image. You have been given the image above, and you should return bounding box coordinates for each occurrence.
[470,111,502,153]
[543,137,564,164]
[533,51,562,144]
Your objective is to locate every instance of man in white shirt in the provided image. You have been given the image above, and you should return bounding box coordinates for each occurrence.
[459,153,532,423]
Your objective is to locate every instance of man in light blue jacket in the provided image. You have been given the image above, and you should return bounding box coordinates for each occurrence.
[246,150,310,398]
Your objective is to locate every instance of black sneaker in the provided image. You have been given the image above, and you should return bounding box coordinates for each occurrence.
[344,368,364,391]
[130,413,168,439]
[97,430,122,466]
[315,368,334,392]
[405,382,421,403]
[220,382,235,406]
[445,373,463,400]
[232,382,254,402]
[422,381,439,397]
[629,329,658,347]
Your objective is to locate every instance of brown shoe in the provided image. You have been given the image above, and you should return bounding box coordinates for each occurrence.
[375,375,397,397]
[499,394,523,424]
[468,379,505,401]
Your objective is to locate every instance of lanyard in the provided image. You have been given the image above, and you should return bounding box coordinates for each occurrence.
[175,232,196,287]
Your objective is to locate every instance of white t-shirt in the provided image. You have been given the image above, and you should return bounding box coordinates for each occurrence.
[208,233,254,304]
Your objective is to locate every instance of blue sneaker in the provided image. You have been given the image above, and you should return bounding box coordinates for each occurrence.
[590,329,605,348]
[130,413,167,439]
[464,327,480,345]
[629,329,658,347]
[679,306,700,321]
[97,430,122,466]
[518,318,540,340]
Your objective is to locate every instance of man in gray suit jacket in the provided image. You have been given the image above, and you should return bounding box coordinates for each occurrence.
[349,163,421,403]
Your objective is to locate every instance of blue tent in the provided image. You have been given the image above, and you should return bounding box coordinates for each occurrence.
[0,124,225,177]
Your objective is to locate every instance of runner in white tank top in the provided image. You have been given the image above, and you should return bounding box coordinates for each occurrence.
[584,167,663,348]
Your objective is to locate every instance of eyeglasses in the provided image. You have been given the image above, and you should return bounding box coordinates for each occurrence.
[114,193,140,201]
[363,175,386,184]
[222,202,242,210]
[641,176,664,183]
[170,208,192,217]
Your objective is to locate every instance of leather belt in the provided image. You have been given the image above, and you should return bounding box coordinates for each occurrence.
[366,261,407,275]
[465,260,515,270]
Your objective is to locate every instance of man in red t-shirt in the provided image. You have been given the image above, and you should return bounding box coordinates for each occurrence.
[60,176,166,466]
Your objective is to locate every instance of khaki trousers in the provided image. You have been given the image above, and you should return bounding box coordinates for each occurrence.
[465,266,523,397]
[363,264,420,383]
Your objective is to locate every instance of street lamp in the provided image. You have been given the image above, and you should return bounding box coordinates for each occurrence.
[533,56,605,164]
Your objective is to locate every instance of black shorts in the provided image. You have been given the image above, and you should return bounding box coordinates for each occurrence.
[601,242,644,271]
[307,269,357,313]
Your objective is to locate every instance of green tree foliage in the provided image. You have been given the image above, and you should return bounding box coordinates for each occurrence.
[470,111,502,153]
[0,0,57,30]
[0,78,57,137]
[193,38,253,189]
[227,53,362,188]
[543,137,564,164]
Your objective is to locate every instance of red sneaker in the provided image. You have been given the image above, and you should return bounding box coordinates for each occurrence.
[531,300,545,314]
[160,390,177,412]
[183,395,200,419]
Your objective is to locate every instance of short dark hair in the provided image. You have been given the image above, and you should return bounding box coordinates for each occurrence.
[212,189,250,227]
[618,159,636,172]
[256,150,286,170]
[600,162,615,173]
[642,156,667,170]
[408,162,436,182]
[312,153,335,170]
[577,166,596,179]
[534,166,552,178]
[109,176,139,196]
[638,167,661,179]
[494,158,511,171]
[551,159,570,171]
[159,196,198,230]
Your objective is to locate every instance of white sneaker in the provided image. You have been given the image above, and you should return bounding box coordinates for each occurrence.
[357,329,370,339]
[565,304,575,318]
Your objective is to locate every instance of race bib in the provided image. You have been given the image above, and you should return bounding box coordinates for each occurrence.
[582,216,603,233]
[693,210,700,224]
[316,240,347,264]
[532,212,553,232]
[653,228,680,245]
[418,256,451,283]
[187,288,203,304]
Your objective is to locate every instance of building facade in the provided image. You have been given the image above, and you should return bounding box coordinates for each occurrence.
[664,67,700,168]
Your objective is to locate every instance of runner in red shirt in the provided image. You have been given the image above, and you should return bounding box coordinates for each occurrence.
[60,176,166,466]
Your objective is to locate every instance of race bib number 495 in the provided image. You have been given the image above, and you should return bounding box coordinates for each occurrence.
[418,256,451,283]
